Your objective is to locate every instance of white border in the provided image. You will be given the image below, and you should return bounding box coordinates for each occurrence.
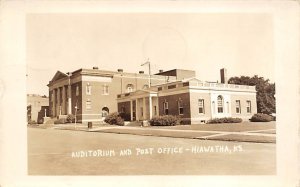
[0,1,299,187]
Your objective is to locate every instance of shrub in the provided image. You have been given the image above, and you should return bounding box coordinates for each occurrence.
[104,112,124,126]
[66,114,75,123]
[28,119,37,125]
[250,113,273,122]
[177,117,191,125]
[38,119,44,124]
[208,117,242,124]
[149,115,179,126]
[54,118,66,124]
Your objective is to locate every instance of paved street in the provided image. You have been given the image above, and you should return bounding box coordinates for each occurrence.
[28,128,276,175]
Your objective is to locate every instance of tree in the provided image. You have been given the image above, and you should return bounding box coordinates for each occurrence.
[228,75,275,114]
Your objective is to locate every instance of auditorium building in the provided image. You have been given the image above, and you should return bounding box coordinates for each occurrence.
[48,67,256,124]
[48,67,194,123]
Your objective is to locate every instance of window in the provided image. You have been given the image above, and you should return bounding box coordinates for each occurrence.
[76,85,79,96]
[163,101,169,115]
[246,101,251,113]
[158,87,162,91]
[217,95,223,113]
[154,106,157,115]
[198,99,205,114]
[102,85,109,95]
[236,100,241,113]
[126,84,134,93]
[102,107,109,117]
[178,99,183,115]
[168,85,176,89]
[142,84,149,89]
[86,83,91,95]
[183,82,189,87]
[86,100,91,110]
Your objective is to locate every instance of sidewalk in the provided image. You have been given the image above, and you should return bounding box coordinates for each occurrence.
[51,124,276,143]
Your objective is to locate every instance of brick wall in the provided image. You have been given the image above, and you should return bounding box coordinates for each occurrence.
[158,93,191,119]
[71,82,82,121]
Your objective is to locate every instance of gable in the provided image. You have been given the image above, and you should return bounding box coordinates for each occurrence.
[50,71,68,82]
[182,77,202,83]
[134,90,155,95]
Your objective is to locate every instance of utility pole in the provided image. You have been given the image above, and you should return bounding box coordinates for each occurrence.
[74,100,78,130]
[141,58,151,87]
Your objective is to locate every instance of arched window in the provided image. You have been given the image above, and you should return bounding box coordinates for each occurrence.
[217,95,224,113]
[101,107,109,117]
[142,84,149,89]
[126,84,134,93]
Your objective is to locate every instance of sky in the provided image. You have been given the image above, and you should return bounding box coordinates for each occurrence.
[26,13,274,96]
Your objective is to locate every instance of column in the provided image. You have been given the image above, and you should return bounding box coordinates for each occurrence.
[52,89,56,117]
[149,96,152,119]
[142,97,146,120]
[130,100,133,121]
[62,86,66,115]
[57,87,61,116]
[135,99,139,121]
[68,84,72,114]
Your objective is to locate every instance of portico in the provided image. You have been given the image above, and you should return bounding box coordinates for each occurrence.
[48,71,73,117]
[117,90,158,121]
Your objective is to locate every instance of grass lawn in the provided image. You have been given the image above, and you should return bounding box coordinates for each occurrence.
[98,128,215,139]
[150,121,276,132]
[204,134,276,143]
[254,129,276,134]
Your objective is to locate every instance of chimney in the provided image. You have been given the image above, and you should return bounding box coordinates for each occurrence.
[93,66,99,70]
[220,68,227,84]
[159,70,164,73]
[139,71,144,74]
[117,69,123,72]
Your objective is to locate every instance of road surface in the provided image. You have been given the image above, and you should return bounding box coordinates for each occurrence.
[28,128,276,175]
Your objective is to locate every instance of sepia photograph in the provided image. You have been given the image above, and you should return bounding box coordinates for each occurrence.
[26,13,276,175]
[0,1,299,187]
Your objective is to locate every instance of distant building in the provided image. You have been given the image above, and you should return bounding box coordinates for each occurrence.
[117,69,257,124]
[27,94,49,123]
[47,67,195,123]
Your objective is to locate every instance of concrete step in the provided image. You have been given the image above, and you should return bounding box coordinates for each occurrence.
[125,121,143,126]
